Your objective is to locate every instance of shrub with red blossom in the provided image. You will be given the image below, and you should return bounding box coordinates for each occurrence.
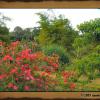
[0,41,76,91]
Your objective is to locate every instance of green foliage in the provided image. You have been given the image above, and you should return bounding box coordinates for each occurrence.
[0,10,100,91]
[94,45,100,53]
[12,26,24,41]
[73,18,100,58]
[42,44,69,65]
[73,51,100,80]
[11,26,36,41]
[0,13,11,26]
[0,13,11,43]
[37,12,78,51]
[73,37,94,58]
[77,18,100,42]
[72,18,100,81]
[0,26,10,43]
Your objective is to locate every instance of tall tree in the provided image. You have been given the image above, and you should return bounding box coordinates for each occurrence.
[0,13,11,42]
[77,18,100,43]
[13,26,24,41]
[37,12,78,51]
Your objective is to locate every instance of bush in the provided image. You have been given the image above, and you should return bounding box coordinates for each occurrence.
[73,52,100,80]
[0,41,75,91]
[0,26,10,43]
[42,44,69,65]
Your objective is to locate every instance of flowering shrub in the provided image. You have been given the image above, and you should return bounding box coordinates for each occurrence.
[0,41,76,91]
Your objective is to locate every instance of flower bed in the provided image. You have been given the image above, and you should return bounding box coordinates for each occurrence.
[0,41,76,91]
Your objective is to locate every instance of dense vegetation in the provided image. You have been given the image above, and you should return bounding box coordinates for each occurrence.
[0,11,100,91]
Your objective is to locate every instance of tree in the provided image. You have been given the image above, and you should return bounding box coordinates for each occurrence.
[0,13,11,42]
[0,12,11,27]
[77,18,100,43]
[23,28,34,41]
[0,26,10,42]
[37,12,78,51]
[73,18,100,58]
[13,26,24,41]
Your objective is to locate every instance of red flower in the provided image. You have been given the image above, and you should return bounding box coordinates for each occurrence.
[10,67,18,74]
[29,53,37,60]
[24,86,30,91]
[8,83,14,88]
[52,63,59,68]
[46,71,51,75]
[21,49,31,54]
[62,71,70,78]
[0,41,3,46]
[13,85,18,90]
[15,78,18,81]
[12,51,15,55]
[45,86,48,91]
[23,64,29,68]
[25,68,35,80]
[20,49,31,60]
[38,83,42,88]
[70,83,76,90]
[25,77,30,80]
[16,57,22,61]
[44,57,49,62]
[8,83,18,90]
[21,66,26,72]
[0,74,6,80]
[11,41,19,47]
[3,55,13,61]
[64,79,67,84]
[41,66,46,70]
[30,75,35,80]
[41,72,46,76]
[33,66,40,71]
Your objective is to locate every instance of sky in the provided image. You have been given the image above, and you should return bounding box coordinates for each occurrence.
[0,9,100,31]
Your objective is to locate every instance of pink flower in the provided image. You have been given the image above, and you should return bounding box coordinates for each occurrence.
[52,63,58,68]
[12,51,15,55]
[13,85,18,90]
[20,49,31,60]
[23,64,29,68]
[16,57,21,61]
[24,86,30,91]
[10,67,18,74]
[25,77,30,80]
[11,41,19,47]
[30,75,35,80]
[15,78,18,81]
[8,83,18,90]
[8,83,14,88]
[64,79,67,84]
[25,68,35,80]
[3,55,13,61]
[0,74,6,80]
[38,83,42,88]
[29,53,37,60]
[45,86,48,91]
[21,66,26,72]
[0,41,3,46]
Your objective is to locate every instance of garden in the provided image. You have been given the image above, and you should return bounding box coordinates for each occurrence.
[0,10,100,91]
